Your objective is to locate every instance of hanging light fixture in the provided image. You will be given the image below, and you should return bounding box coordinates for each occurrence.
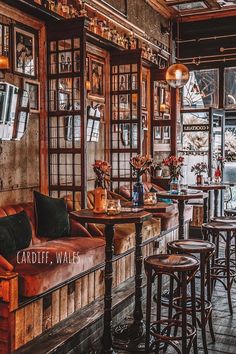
[0,55,10,79]
[165,20,189,88]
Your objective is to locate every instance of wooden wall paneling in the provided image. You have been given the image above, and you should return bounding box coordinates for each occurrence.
[24,303,34,343]
[15,307,25,350]
[51,290,60,326]
[33,299,43,337]
[59,285,68,321]
[116,258,121,286]
[67,282,75,316]
[95,268,105,297]
[42,293,52,331]
[81,275,89,307]
[75,278,82,311]
[120,256,126,283]
[130,251,135,277]
[112,260,117,288]
[88,272,95,304]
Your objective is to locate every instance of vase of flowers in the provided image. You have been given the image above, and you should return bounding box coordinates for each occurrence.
[163,155,184,194]
[130,155,152,206]
[191,162,208,185]
[93,160,111,213]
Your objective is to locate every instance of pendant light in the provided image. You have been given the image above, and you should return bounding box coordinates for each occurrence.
[165,19,189,88]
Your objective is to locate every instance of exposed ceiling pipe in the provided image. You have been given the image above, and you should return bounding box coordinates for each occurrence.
[177,33,236,44]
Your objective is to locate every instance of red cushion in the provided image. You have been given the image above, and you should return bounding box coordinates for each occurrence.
[9,237,105,297]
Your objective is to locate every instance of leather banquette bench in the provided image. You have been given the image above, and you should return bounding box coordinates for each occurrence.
[0,191,161,298]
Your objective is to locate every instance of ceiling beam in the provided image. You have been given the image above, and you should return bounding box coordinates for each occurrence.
[180,8,236,22]
[145,0,175,19]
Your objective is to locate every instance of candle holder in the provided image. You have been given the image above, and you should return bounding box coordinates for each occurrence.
[106,199,121,215]
[144,192,157,206]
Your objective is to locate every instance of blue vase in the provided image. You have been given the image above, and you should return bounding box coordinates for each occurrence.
[132,178,144,206]
[170,177,180,194]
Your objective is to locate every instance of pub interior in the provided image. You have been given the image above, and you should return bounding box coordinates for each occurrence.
[1,0,236,353]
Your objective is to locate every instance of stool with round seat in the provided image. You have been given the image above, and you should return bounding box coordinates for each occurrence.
[202,221,236,315]
[144,253,199,354]
[167,239,215,354]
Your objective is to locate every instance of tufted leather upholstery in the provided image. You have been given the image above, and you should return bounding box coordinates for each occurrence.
[0,203,105,297]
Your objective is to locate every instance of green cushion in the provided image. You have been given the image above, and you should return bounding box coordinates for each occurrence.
[0,211,32,257]
[34,191,70,239]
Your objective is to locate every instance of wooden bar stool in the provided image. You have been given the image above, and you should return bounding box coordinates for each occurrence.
[202,221,236,315]
[167,239,216,354]
[144,254,199,354]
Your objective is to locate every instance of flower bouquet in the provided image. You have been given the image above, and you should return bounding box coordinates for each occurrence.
[163,155,184,193]
[93,160,111,188]
[130,155,153,181]
[92,160,111,213]
[130,155,152,206]
[191,162,208,185]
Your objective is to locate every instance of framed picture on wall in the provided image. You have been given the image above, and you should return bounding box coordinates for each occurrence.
[13,26,37,78]
[163,126,171,140]
[88,57,105,102]
[154,126,162,140]
[24,79,40,113]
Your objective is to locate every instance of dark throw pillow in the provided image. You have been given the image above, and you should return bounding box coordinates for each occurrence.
[34,191,70,239]
[0,211,32,258]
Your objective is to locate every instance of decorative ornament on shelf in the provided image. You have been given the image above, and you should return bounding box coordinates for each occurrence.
[191,162,208,185]
[152,162,162,177]
[163,155,184,194]
[130,155,152,206]
[92,160,111,214]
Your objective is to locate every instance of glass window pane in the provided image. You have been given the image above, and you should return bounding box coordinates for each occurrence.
[182,69,219,109]
[224,67,236,108]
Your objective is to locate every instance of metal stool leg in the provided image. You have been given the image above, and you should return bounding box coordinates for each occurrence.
[145,269,153,353]
[207,255,215,343]
[226,231,233,315]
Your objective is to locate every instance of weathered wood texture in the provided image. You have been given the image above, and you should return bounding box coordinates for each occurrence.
[11,228,178,352]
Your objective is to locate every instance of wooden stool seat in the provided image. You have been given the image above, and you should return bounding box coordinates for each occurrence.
[212,216,236,224]
[145,254,199,273]
[202,221,236,232]
[225,209,236,216]
[168,239,215,254]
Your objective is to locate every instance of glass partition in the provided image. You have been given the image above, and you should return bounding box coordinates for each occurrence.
[224,67,236,109]
[182,68,219,109]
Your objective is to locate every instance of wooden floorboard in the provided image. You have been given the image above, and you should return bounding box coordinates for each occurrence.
[89,281,236,354]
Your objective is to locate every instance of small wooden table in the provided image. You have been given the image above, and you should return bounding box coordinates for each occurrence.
[188,184,227,217]
[155,190,207,240]
[70,209,152,354]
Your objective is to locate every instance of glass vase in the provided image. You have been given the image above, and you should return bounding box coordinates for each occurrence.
[196,174,203,185]
[93,187,107,213]
[170,177,180,194]
[132,177,144,207]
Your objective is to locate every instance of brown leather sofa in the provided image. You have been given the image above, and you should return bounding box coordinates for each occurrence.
[117,182,193,231]
[0,203,105,297]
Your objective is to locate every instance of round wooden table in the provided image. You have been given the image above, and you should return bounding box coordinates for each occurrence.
[155,190,207,240]
[70,209,152,354]
[188,183,227,218]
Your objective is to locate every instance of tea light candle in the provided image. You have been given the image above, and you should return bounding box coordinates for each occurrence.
[160,104,166,112]
[144,192,157,206]
[106,199,121,215]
